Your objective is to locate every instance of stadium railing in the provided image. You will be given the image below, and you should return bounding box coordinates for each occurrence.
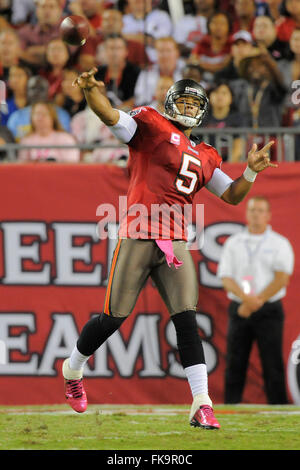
[193,127,299,162]
[1,127,299,162]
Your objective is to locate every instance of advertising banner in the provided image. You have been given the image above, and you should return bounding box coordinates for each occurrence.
[0,162,299,405]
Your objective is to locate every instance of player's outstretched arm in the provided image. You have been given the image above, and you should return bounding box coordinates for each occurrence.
[73,67,120,126]
[221,141,277,205]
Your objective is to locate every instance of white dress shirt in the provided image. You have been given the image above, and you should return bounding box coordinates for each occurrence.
[133,60,185,106]
[217,225,294,303]
[173,14,208,49]
[122,9,173,39]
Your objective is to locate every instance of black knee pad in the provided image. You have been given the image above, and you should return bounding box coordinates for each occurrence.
[171,310,205,368]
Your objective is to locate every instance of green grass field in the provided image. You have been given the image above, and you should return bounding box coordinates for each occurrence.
[0,404,299,451]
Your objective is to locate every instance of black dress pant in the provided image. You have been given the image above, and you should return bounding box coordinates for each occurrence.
[225,300,288,404]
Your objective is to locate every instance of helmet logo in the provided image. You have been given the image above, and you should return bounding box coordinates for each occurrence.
[185,87,199,94]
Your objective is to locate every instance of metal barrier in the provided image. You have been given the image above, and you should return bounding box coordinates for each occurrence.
[193,127,300,163]
[0,127,299,162]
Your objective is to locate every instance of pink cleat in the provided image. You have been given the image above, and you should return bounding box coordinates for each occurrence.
[64,378,87,413]
[190,405,220,430]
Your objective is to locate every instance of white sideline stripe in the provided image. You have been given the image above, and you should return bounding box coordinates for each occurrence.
[2,409,300,416]
[1,410,185,416]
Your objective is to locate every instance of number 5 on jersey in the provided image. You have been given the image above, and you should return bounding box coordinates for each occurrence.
[175,152,202,195]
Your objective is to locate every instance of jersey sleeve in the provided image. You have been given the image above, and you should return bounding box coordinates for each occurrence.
[126,106,165,150]
[205,168,233,197]
[109,109,138,143]
[202,144,223,186]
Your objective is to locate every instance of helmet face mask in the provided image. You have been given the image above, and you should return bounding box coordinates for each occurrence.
[164,79,209,128]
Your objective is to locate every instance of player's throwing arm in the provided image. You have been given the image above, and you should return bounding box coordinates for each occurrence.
[73,68,138,143]
[73,67,120,126]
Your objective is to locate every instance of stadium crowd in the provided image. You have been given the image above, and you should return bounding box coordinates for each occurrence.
[0,0,300,162]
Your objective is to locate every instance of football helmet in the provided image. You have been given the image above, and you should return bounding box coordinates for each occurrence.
[164,79,209,128]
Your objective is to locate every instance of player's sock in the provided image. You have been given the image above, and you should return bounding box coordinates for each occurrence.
[184,364,212,408]
[184,364,209,396]
[76,312,126,357]
[69,346,90,372]
[171,311,212,408]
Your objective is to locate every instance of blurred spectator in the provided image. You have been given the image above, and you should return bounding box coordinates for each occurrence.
[233,0,256,33]
[238,49,286,160]
[182,63,208,89]
[215,31,254,112]
[11,1,72,26]
[173,0,216,57]
[94,33,140,110]
[263,0,282,21]
[122,0,173,62]
[202,82,245,162]
[122,0,172,40]
[0,0,12,25]
[70,105,129,163]
[0,29,34,81]
[18,102,80,162]
[189,11,232,81]
[79,8,150,70]
[134,37,184,106]
[253,16,289,61]
[68,0,104,34]
[39,39,72,100]
[276,0,300,42]
[215,30,254,81]
[237,50,286,127]
[0,123,15,160]
[0,64,31,126]
[55,68,86,116]
[253,0,271,16]
[292,108,300,160]
[7,76,71,140]
[18,0,63,66]
[11,0,36,26]
[278,28,300,118]
[149,75,174,114]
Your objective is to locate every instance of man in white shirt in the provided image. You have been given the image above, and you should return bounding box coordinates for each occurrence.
[122,0,173,62]
[173,0,216,56]
[122,0,172,37]
[134,37,185,106]
[218,195,294,404]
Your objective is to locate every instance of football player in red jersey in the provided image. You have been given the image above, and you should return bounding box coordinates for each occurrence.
[62,68,277,429]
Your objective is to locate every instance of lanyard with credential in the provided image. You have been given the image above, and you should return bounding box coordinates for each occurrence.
[242,232,269,295]
[244,230,269,265]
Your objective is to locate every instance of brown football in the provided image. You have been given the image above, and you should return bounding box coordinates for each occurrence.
[60,15,90,46]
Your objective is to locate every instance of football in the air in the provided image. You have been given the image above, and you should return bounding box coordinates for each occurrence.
[60,15,90,46]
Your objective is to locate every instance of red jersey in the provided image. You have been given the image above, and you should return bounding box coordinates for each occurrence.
[118,107,222,241]
[192,35,232,65]
[276,17,297,42]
